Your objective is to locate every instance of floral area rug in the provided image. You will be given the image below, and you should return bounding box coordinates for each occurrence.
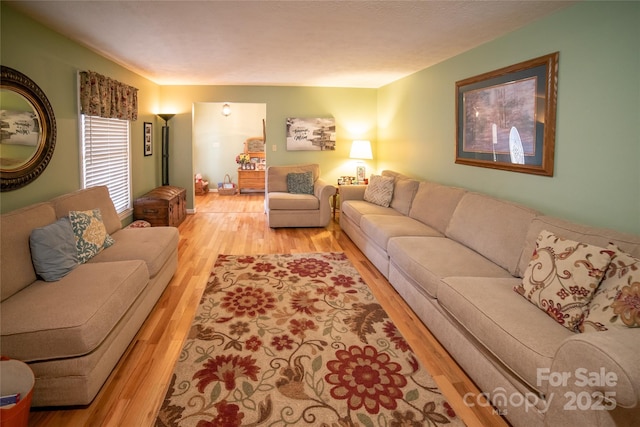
[156,253,463,427]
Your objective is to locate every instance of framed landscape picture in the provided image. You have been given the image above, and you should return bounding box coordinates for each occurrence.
[455,52,558,176]
[286,117,336,151]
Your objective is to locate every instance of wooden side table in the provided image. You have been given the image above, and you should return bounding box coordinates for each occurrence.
[333,183,367,219]
[238,168,265,192]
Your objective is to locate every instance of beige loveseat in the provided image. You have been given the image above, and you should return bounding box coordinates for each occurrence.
[265,163,336,228]
[0,186,179,407]
[340,171,640,427]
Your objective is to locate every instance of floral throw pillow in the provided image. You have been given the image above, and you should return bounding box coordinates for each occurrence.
[69,209,115,263]
[363,174,394,207]
[514,230,613,331]
[580,244,640,332]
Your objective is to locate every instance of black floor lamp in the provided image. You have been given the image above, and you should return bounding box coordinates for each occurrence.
[157,113,175,186]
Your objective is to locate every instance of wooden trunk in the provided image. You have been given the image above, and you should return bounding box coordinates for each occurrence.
[134,186,186,227]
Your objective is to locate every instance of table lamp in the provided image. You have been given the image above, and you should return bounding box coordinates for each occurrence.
[349,140,373,183]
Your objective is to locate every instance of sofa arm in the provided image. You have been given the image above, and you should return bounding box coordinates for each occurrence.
[338,185,367,204]
[544,328,640,426]
[313,179,337,224]
[314,179,336,200]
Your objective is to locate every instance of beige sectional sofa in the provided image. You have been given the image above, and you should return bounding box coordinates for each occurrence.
[340,171,640,427]
[0,186,179,407]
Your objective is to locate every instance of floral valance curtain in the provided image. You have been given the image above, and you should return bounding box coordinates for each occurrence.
[79,71,138,121]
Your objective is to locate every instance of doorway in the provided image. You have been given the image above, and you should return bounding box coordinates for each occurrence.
[193,102,266,210]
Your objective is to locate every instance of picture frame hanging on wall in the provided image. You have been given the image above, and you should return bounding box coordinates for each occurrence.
[286,117,336,151]
[455,52,558,176]
[143,122,153,156]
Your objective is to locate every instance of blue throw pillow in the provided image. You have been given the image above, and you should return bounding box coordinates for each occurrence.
[30,217,79,281]
[286,171,314,194]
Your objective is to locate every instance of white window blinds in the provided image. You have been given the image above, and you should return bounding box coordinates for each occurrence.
[81,115,131,214]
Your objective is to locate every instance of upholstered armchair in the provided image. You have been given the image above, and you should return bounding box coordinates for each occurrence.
[265,163,336,228]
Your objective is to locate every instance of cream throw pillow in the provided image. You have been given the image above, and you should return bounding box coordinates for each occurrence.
[515,230,613,331]
[363,174,394,207]
[580,244,640,332]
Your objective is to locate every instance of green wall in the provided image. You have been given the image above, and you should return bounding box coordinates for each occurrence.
[159,85,377,209]
[0,3,377,213]
[0,4,162,215]
[378,1,639,234]
[2,2,638,234]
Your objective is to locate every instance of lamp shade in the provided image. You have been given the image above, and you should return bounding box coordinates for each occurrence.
[157,113,175,125]
[349,140,373,160]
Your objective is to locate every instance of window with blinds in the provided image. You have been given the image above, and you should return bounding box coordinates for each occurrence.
[81,115,131,215]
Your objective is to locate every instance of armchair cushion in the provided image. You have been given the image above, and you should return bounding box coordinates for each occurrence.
[267,193,319,210]
[267,164,319,193]
[287,171,314,194]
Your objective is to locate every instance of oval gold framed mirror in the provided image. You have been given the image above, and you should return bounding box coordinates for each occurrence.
[1,66,56,191]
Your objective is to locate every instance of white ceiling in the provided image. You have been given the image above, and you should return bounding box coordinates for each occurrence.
[7,0,576,88]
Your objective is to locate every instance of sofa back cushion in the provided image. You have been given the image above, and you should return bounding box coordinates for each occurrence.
[267,164,319,193]
[381,170,419,215]
[1,203,57,301]
[381,170,412,181]
[516,215,640,277]
[52,186,121,235]
[446,192,539,276]
[409,182,466,234]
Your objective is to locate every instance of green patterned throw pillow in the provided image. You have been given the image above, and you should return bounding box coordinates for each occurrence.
[69,209,115,263]
[287,171,314,194]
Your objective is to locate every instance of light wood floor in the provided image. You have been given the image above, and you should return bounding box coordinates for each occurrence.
[28,192,509,427]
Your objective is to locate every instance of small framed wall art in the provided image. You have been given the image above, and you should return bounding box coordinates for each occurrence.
[455,52,558,176]
[143,122,153,156]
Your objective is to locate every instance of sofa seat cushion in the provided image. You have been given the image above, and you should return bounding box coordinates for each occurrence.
[267,192,319,210]
[0,260,149,362]
[438,276,573,394]
[360,215,442,251]
[90,226,179,278]
[388,236,513,298]
[341,200,402,227]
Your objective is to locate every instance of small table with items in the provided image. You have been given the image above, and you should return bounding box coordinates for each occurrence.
[237,137,266,193]
[332,178,368,219]
[238,167,265,193]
